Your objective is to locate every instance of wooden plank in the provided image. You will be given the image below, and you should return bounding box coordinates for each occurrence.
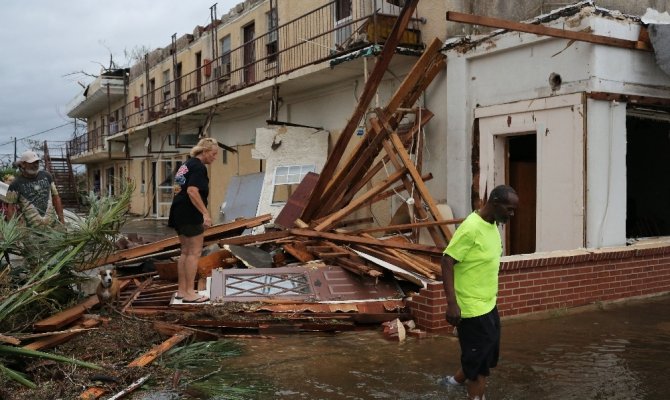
[301,0,421,221]
[127,330,192,367]
[349,218,464,235]
[79,387,106,400]
[121,277,153,312]
[446,11,650,51]
[289,228,443,255]
[0,334,20,345]
[153,321,223,341]
[282,242,314,263]
[587,92,670,108]
[370,172,433,203]
[314,168,408,231]
[274,171,320,229]
[316,48,444,217]
[218,230,291,246]
[318,39,444,213]
[25,318,101,350]
[390,132,451,244]
[33,295,99,332]
[334,217,375,228]
[378,118,443,246]
[99,214,271,265]
[329,109,435,214]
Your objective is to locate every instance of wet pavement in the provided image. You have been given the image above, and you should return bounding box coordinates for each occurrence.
[156,294,670,400]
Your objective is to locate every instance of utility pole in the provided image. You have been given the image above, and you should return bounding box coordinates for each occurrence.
[13,137,17,164]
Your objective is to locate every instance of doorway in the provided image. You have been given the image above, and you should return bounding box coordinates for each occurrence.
[507,134,537,255]
[626,115,670,238]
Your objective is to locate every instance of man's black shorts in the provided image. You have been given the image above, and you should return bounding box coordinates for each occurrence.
[457,306,500,380]
[174,223,204,238]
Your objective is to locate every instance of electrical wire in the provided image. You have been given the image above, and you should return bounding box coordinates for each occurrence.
[0,122,72,148]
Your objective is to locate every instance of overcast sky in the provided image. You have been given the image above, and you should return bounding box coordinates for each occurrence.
[0,0,238,163]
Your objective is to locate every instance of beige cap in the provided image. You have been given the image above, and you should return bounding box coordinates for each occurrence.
[19,150,40,163]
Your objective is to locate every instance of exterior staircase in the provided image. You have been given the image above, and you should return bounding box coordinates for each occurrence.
[42,142,80,211]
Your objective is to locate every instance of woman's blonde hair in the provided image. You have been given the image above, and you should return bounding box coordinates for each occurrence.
[190,137,218,157]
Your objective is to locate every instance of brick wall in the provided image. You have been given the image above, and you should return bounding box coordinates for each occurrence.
[409,244,670,332]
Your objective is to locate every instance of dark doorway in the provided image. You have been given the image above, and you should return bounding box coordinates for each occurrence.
[507,134,537,255]
[195,52,202,90]
[243,23,256,84]
[175,62,182,107]
[626,115,670,238]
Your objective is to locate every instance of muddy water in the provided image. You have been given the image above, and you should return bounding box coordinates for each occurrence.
[168,294,670,400]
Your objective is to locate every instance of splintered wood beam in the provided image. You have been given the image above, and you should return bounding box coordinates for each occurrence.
[337,258,384,278]
[33,295,99,332]
[313,40,444,219]
[386,37,445,112]
[377,116,443,246]
[282,242,314,263]
[446,11,651,51]
[128,330,192,367]
[25,318,101,351]
[371,173,433,203]
[330,108,435,214]
[289,228,443,255]
[79,387,106,399]
[301,0,420,221]
[318,114,395,214]
[218,230,291,246]
[121,277,153,313]
[350,218,464,235]
[334,217,375,228]
[390,132,451,244]
[100,214,272,265]
[314,168,408,231]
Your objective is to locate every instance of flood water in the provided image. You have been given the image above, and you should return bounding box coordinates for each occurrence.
[162,294,670,400]
[121,220,670,399]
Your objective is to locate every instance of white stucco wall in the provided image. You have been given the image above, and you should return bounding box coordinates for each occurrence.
[586,98,627,248]
[444,10,670,251]
[252,126,329,224]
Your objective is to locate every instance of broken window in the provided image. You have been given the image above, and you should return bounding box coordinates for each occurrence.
[271,164,315,204]
[225,272,312,297]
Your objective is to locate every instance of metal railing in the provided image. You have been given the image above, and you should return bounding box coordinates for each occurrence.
[68,0,422,158]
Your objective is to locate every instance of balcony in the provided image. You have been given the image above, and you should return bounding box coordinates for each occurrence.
[67,71,127,118]
[68,1,423,159]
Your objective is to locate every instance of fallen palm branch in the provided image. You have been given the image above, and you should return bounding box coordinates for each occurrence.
[0,184,134,388]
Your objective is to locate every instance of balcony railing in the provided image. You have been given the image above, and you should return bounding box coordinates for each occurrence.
[68,0,422,158]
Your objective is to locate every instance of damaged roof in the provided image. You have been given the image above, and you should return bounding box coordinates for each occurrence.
[442,0,644,53]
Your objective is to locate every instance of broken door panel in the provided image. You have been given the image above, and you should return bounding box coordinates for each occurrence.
[476,93,585,252]
[210,266,403,302]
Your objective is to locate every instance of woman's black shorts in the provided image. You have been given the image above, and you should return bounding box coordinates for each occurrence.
[457,306,500,380]
[174,223,204,238]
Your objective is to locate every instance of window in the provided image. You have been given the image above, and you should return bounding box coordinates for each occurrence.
[162,69,171,99]
[139,84,145,111]
[220,35,231,77]
[271,164,315,204]
[266,9,278,63]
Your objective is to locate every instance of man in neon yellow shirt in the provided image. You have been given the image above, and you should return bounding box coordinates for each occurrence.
[439,185,519,400]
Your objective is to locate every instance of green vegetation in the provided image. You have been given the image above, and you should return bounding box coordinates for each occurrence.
[0,184,133,387]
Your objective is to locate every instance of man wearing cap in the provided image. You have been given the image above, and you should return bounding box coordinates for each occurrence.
[5,150,64,227]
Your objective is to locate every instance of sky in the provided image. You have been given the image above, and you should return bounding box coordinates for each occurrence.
[0,0,239,163]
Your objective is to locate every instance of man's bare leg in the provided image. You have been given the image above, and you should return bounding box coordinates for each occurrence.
[466,375,486,400]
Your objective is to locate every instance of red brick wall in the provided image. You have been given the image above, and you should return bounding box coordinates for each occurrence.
[409,245,670,332]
